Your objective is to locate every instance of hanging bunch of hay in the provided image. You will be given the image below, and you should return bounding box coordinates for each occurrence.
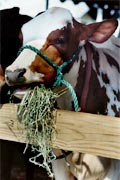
[17,85,58,178]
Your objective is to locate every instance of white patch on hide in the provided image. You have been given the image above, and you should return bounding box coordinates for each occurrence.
[22,7,73,44]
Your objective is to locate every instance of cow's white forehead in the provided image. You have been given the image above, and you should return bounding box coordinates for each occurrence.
[22,7,73,44]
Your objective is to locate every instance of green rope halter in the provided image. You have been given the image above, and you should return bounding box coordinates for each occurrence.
[18,45,83,112]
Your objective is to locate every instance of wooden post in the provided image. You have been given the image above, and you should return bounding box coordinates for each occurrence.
[0,103,120,159]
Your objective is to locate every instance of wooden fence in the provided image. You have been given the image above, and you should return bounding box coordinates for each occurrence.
[0,103,120,159]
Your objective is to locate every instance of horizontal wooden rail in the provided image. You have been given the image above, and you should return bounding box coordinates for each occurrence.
[0,103,120,159]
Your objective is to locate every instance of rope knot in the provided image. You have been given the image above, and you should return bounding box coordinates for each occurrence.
[53,69,63,87]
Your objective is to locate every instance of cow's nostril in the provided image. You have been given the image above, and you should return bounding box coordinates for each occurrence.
[17,68,26,78]
[5,68,26,85]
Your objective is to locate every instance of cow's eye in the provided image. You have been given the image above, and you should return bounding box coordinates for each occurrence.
[55,38,66,45]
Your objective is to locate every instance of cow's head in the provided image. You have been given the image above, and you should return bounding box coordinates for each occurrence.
[5,7,118,97]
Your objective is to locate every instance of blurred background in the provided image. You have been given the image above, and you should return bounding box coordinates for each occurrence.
[0,0,120,37]
[0,0,119,18]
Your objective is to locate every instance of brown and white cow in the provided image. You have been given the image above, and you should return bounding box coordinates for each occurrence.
[5,7,120,180]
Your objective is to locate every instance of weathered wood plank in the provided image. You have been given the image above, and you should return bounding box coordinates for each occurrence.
[0,103,26,143]
[0,103,120,159]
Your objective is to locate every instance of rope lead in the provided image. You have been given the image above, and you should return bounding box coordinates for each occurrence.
[61,79,79,112]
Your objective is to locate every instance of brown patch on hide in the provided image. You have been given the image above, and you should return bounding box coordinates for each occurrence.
[113,90,120,101]
[93,50,100,75]
[85,70,110,114]
[101,73,110,84]
[104,53,120,72]
[47,20,82,62]
[114,44,120,48]
[111,104,120,117]
[29,41,63,83]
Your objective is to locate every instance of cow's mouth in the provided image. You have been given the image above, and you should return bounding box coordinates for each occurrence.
[11,83,43,99]
[13,85,30,99]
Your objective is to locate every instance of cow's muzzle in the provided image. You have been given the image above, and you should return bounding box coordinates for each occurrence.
[5,68,26,86]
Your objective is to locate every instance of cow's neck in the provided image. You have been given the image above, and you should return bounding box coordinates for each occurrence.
[56,42,109,114]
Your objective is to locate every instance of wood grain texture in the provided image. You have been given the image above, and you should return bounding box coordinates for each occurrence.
[0,103,120,159]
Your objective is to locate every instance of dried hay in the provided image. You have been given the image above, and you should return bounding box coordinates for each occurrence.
[17,85,58,178]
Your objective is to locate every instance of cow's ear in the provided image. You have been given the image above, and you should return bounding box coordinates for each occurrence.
[87,19,118,43]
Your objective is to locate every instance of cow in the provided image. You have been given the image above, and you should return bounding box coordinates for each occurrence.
[5,7,120,180]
